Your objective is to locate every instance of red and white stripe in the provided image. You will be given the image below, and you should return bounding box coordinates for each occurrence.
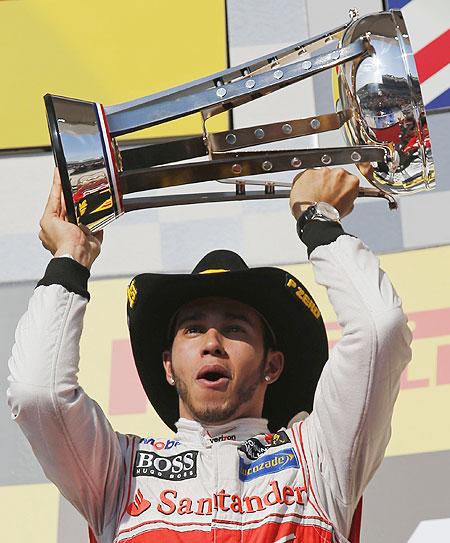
[399,0,450,107]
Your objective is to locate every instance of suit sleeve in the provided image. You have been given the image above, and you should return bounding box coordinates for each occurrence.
[7,258,126,538]
[299,229,412,537]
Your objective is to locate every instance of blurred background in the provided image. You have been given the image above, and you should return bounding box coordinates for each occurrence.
[0,0,449,541]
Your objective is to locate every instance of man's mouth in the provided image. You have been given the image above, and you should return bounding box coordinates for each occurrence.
[196,365,231,390]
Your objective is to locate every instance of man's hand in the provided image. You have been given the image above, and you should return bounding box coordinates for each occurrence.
[39,169,103,269]
[290,167,360,220]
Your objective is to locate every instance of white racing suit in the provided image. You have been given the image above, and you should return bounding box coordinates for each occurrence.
[7,235,412,542]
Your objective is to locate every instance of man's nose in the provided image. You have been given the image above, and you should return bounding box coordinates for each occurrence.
[201,328,226,357]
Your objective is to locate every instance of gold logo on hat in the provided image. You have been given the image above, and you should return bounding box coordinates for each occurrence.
[286,277,321,319]
[198,268,230,274]
[128,280,138,309]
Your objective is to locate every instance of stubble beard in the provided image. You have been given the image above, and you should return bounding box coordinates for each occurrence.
[173,360,266,425]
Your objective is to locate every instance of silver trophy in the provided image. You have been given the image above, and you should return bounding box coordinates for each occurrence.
[45,9,434,231]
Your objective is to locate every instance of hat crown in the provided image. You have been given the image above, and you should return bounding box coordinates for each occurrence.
[191,250,249,275]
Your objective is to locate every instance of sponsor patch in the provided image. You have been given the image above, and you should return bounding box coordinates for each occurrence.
[209,434,236,443]
[151,480,307,516]
[265,431,291,448]
[139,437,181,450]
[133,450,198,480]
[239,430,291,461]
[155,480,307,515]
[239,447,299,482]
[127,488,151,516]
[239,438,268,461]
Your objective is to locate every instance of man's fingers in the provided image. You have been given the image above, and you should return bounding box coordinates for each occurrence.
[38,230,50,252]
[341,203,355,219]
[291,170,307,187]
[59,188,68,220]
[44,169,62,215]
[356,162,373,181]
[94,230,104,244]
[79,225,103,247]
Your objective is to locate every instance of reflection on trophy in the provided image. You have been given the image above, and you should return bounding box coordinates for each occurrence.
[44,9,435,232]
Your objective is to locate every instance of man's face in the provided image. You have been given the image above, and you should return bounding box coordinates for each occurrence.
[162,297,283,425]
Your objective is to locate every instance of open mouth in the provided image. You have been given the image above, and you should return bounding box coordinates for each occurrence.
[196,365,231,388]
[202,371,227,382]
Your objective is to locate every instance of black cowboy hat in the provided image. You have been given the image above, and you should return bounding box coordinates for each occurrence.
[127,250,328,432]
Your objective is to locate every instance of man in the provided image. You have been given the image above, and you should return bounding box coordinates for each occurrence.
[8,167,412,543]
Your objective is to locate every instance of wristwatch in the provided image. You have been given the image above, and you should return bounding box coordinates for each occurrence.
[296,201,341,238]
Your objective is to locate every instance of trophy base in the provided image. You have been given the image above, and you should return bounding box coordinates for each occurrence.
[45,94,124,231]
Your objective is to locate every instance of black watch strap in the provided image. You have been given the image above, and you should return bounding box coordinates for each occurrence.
[296,205,319,238]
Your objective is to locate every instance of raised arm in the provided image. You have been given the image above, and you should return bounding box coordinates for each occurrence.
[7,171,125,537]
[290,168,412,535]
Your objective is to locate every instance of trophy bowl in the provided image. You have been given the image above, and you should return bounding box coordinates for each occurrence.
[335,9,434,193]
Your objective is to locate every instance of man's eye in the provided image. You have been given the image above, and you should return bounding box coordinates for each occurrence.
[226,325,245,334]
[185,325,203,335]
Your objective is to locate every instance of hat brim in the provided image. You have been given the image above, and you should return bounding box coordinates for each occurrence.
[127,268,328,432]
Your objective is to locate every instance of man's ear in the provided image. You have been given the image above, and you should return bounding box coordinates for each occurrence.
[264,350,285,384]
[162,351,175,386]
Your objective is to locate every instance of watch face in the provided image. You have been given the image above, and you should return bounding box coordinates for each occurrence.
[316,202,340,221]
